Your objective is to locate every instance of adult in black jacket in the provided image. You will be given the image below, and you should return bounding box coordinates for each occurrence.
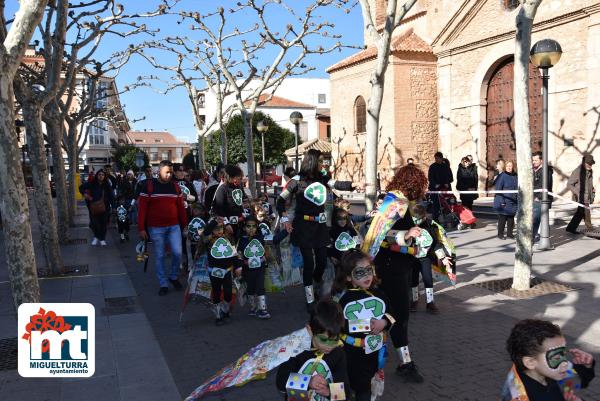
[79,170,114,246]
[204,162,225,213]
[456,156,478,210]
[277,149,362,308]
[428,152,453,220]
[174,163,199,270]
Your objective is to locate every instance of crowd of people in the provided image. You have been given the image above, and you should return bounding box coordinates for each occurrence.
[76,151,596,401]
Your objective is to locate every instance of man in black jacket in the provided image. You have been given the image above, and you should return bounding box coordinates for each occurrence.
[428,152,453,220]
[532,151,553,242]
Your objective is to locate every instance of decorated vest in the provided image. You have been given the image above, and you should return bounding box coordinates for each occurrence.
[298,356,333,401]
[188,217,206,242]
[238,235,266,269]
[338,289,387,355]
[117,205,128,222]
[207,236,237,271]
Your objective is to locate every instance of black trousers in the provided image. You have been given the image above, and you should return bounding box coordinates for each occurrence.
[117,219,130,234]
[375,249,413,348]
[181,233,189,268]
[243,267,266,296]
[300,247,328,286]
[566,207,586,232]
[497,214,515,237]
[210,271,232,304]
[411,257,433,288]
[90,211,109,240]
[345,345,377,394]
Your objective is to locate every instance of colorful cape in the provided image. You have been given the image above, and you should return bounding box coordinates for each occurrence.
[185,327,312,400]
[431,220,457,286]
[361,191,410,258]
[500,364,529,401]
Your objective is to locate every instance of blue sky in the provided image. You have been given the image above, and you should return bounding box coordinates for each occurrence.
[7,1,365,142]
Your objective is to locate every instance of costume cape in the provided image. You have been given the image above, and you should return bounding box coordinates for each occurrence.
[430,220,457,286]
[361,191,410,258]
[185,327,312,400]
[500,364,529,401]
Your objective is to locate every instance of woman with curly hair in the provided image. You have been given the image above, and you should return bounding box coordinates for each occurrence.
[361,164,428,384]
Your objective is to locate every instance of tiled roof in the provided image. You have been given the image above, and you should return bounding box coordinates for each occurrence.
[128,131,188,145]
[326,29,432,73]
[284,139,332,156]
[245,94,315,109]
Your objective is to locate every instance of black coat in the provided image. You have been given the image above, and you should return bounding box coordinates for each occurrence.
[456,164,479,203]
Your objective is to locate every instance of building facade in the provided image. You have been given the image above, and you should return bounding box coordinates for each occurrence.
[128,131,190,166]
[329,0,600,194]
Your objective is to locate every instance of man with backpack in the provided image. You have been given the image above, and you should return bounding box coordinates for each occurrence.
[138,160,188,296]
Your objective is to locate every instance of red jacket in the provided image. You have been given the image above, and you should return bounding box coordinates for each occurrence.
[138,178,188,231]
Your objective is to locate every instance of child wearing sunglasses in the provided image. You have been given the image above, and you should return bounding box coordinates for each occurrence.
[331,250,395,401]
[503,319,595,401]
[276,300,350,401]
[328,208,360,265]
[237,216,271,319]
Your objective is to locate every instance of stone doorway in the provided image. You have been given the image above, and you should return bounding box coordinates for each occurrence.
[485,58,543,188]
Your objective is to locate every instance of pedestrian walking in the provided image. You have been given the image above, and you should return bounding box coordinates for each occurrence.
[79,169,114,246]
[532,151,554,242]
[566,154,595,234]
[493,160,518,239]
[174,163,199,272]
[138,160,188,296]
[428,151,453,221]
[209,164,247,240]
[118,170,137,223]
[204,162,225,213]
[276,149,363,309]
[456,156,478,210]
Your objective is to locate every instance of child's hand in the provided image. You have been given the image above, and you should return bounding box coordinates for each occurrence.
[441,257,452,269]
[370,318,387,335]
[564,390,583,401]
[309,375,330,397]
[570,348,594,368]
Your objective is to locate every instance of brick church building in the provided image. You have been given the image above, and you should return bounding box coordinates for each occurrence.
[328,0,600,193]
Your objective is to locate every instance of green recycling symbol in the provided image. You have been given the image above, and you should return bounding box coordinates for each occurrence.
[300,358,332,383]
[179,182,191,197]
[304,182,326,206]
[335,232,357,251]
[244,239,265,258]
[415,230,433,258]
[211,237,235,259]
[259,223,272,237]
[189,217,205,232]
[365,334,383,354]
[232,189,243,206]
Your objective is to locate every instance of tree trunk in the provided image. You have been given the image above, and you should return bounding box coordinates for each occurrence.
[22,102,64,275]
[0,77,40,306]
[196,128,205,169]
[43,114,70,241]
[512,0,542,291]
[242,110,257,197]
[220,129,228,164]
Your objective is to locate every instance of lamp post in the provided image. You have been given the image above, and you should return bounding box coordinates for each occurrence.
[530,39,562,251]
[256,120,269,194]
[289,111,303,171]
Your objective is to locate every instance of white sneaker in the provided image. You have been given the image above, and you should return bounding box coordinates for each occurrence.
[91,238,99,246]
[100,240,107,246]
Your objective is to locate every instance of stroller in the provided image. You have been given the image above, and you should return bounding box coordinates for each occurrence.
[437,193,476,230]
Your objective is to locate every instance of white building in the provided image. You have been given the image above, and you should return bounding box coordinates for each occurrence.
[199,78,331,142]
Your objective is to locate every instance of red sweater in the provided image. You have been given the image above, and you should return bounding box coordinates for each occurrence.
[138,178,188,231]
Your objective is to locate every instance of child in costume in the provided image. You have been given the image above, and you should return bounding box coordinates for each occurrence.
[204,220,242,326]
[332,250,394,401]
[210,164,248,240]
[328,208,360,266]
[237,216,271,319]
[276,300,350,401]
[503,319,595,401]
[116,195,130,243]
[408,204,455,314]
[188,204,207,262]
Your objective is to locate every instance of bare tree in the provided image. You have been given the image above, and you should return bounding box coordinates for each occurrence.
[132,38,238,167]
[357,0,417,210]
[176,1,350,196]
[0,0,50,307]
[13,0,68,275]
[512,0,543,291]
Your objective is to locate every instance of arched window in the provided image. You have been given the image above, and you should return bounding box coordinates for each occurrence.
[354,96,366,133]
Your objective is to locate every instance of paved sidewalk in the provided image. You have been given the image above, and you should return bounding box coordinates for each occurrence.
[117,217,600,401]
[0,204,180,401]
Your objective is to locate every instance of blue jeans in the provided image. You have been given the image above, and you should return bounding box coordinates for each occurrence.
[533,201,541,239]
[148,225,182,287]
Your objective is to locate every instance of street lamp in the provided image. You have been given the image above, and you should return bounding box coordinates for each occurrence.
[530,38,562,250]
[289,111,303,171]
[256,120,269,194]
[135,149,145,171]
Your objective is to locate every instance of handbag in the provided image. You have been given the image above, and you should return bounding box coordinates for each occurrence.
[90,192,106,215]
